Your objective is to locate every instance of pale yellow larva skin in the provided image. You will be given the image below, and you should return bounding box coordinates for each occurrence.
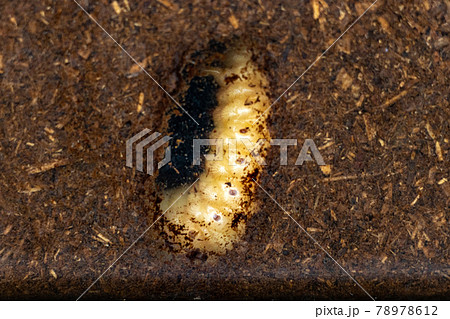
[160,47,270,254]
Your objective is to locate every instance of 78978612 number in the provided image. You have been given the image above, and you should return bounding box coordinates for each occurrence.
[376,306,438,316]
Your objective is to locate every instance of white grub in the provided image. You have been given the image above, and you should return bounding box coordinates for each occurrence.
[161,46,270,254]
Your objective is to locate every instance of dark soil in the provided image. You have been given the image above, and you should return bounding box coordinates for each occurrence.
[157,74,218,189]
[0,0,448,300]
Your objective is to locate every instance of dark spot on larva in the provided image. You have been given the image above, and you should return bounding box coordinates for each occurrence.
[224,73,240,84]
[239,128,249,134]
[188,230,198,239]
[244,97,254,105]
[225,182,232,187]
[236,157,245,164]
[231,212,246,228]
[166,222,186,235]
[229,189,238,196]
[247,167,260,181]
[213,214,221,222]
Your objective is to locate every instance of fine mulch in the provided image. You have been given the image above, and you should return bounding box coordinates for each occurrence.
[0,0,448,300]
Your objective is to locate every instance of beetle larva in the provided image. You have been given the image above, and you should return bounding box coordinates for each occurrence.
[158,42,271,254]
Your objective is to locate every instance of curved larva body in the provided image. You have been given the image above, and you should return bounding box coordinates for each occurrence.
[160,47,270,254]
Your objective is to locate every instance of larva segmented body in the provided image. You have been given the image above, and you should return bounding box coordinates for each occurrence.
[160,44,270,254]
